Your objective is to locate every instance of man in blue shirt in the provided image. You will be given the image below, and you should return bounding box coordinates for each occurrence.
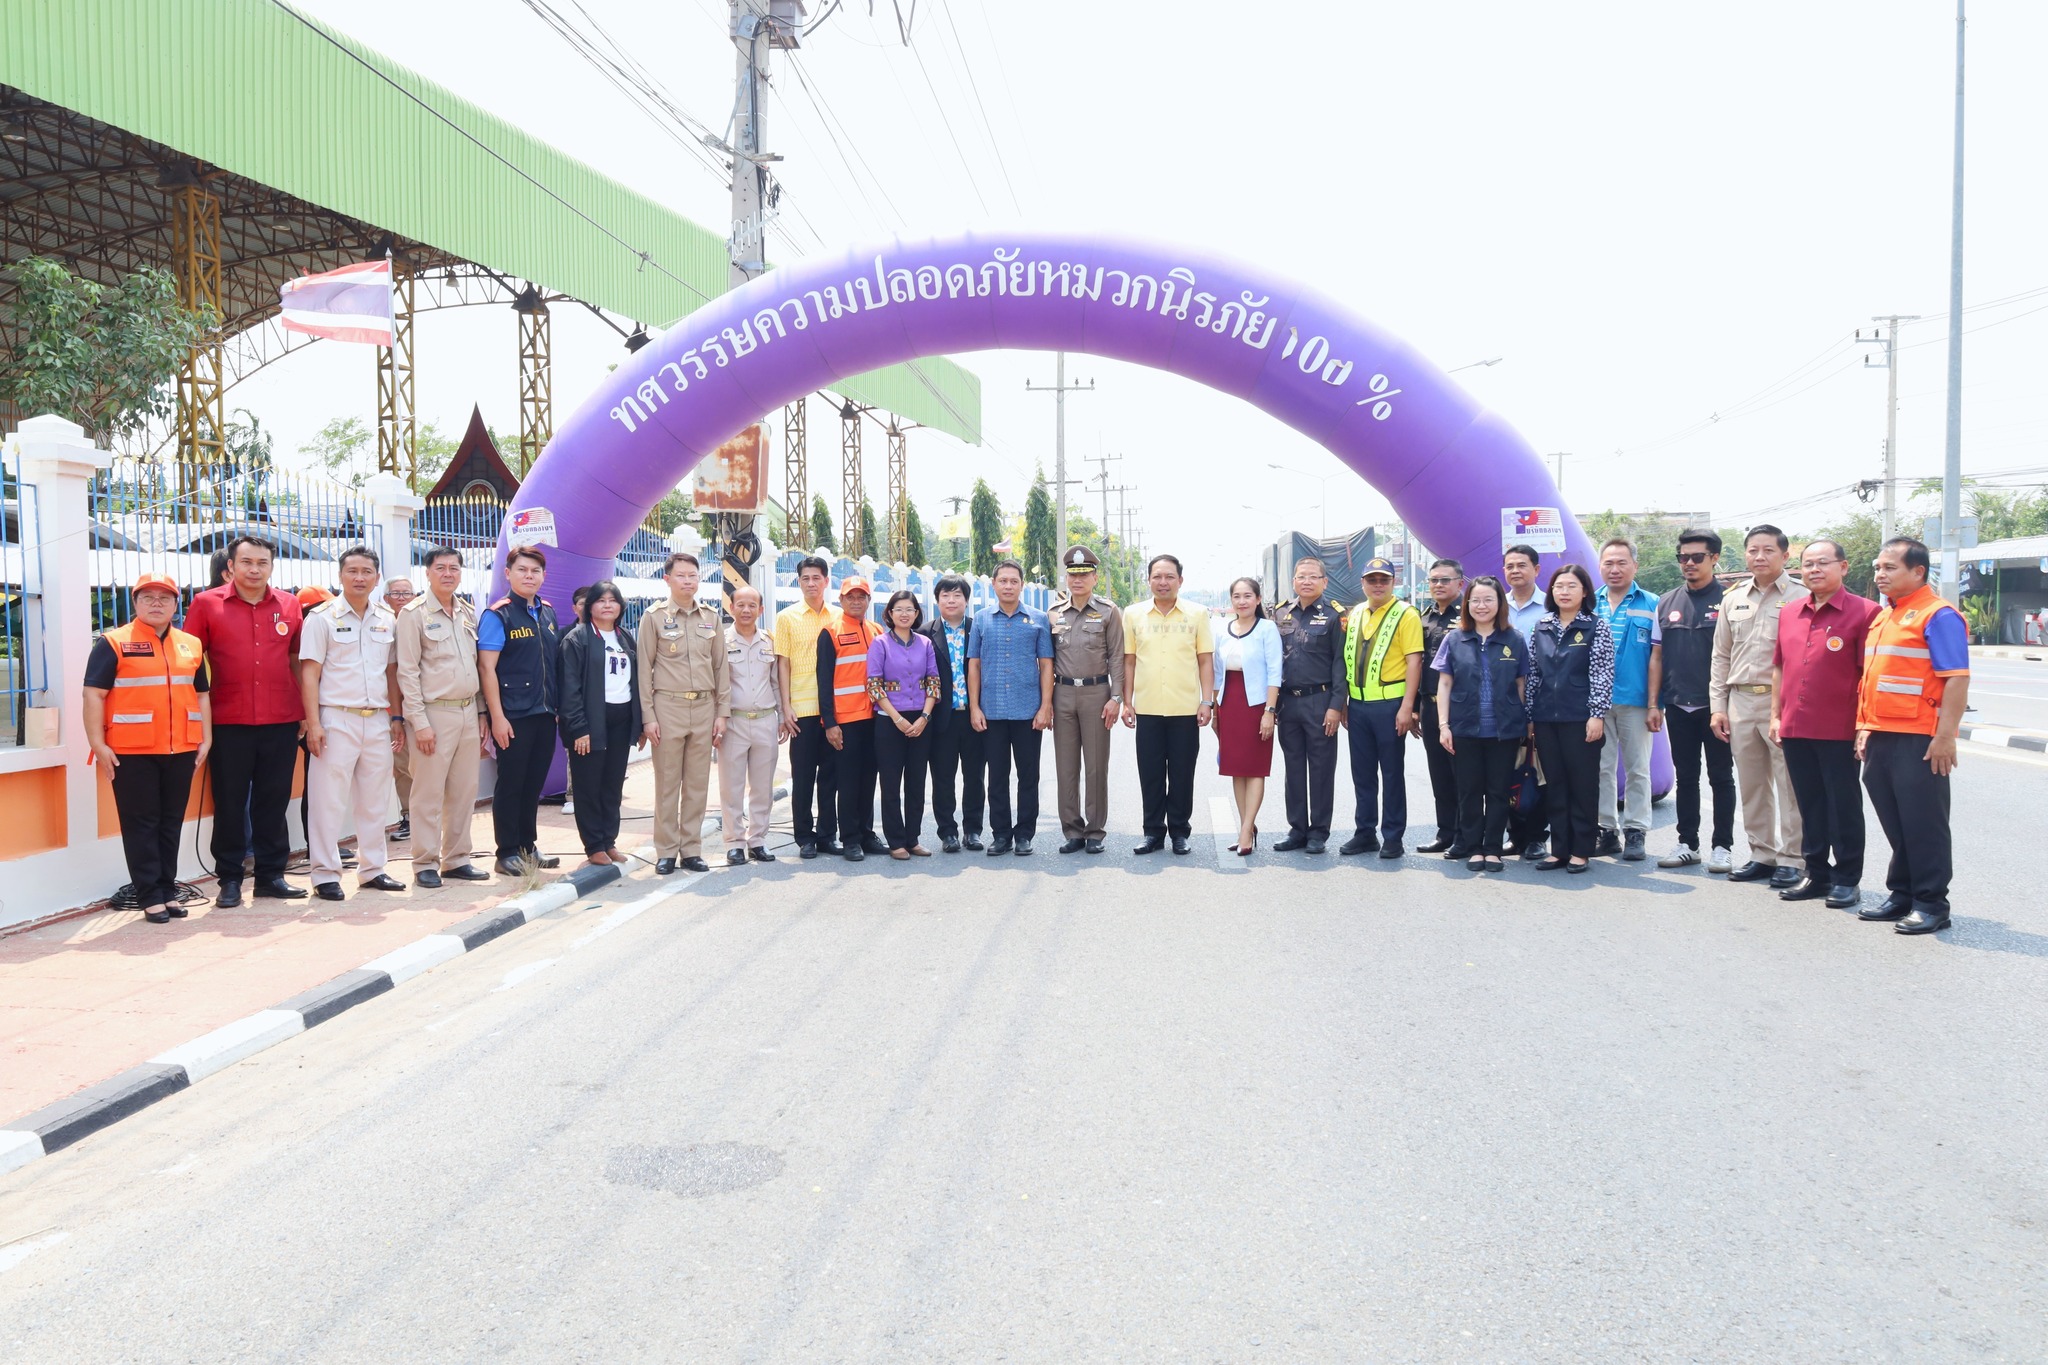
[920,575,986,852]
[1500,542,1549,861]
[1594,538,1661,861]
[967,560,1054,856]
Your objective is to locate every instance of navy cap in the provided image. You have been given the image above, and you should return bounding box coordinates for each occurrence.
[1361,557,1398,578]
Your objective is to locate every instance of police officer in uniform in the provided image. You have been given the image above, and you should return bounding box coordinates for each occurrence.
[1415,557,1466,853]
[395,545,488,888]
[1270,556,1346,854]
[638,551,730,875]
[479,544,563,875]
[1047,545,1124,855]
[298,544,407,901]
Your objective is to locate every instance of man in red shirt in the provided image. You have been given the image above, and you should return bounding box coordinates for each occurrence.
[182,534,308,906]
[1770,537,1881,909]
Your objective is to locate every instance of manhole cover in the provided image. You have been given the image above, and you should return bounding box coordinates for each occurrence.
[603,1142,784,1198]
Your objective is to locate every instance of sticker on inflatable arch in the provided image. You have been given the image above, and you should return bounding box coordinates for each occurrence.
[509,507,558,549]
[1503,507,1567,554]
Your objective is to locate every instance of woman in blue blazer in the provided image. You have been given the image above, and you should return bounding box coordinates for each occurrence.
[1212,576,1285,854]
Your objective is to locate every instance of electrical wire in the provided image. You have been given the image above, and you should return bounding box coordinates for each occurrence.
[932,0,1022,215]
[906,34,992,215]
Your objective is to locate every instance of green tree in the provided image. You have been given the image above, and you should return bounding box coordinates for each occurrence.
[1806,509,1882,598]
[413,422,457,492]
[1021,467,1057,586]
[1969,487,2048,542]
[904,498,927,568]
[969,478,1003,576]
[223,407,275,479]
[1,257,217,444]
[809,493,836,553]
[652,485,694,535]
[858,495,880,560]
[301,416,373,488]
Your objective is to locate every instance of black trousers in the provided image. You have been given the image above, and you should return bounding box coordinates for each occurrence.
[1535,720,1603,860]
[789,715,839,845]
[1418,696,1459,840]
[1276,689,1338,840]
[982,717,1043,840]
[1136,713,1200,840]
[1862,730,1951,907]
[834,718,878,845]
[1665,704,1735,851]
[1783,736,1865,885]
[492,712,558,858]
[209,721,300,881]
[566,702,635,856]
[927,706,986,838]
[875,720,932,850]
[112,750,199,907]
[1451,735,1517,855]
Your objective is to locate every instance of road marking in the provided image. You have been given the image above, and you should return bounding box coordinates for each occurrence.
[571,881,700,949]
[1208,797,1247,873]
[493,959,560,992]
[0,1232,68,1275]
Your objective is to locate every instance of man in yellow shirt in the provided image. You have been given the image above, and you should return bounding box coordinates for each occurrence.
[774,555,841,857]
[1340,557,1425,859]
[1120,553,1214,855]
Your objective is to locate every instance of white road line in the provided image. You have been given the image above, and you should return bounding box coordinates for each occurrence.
[493,959,560,992]
[570,881,700,949]
[0,1232,68,1275]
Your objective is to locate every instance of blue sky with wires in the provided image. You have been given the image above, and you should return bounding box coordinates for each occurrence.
[250,0,2048,581]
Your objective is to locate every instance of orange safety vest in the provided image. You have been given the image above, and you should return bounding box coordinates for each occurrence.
[829,615,879,723]
[102,620,206,754]
[1856,583,1963,736]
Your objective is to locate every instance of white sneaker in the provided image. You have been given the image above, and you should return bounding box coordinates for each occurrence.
[563,799,576,814]
[1657,846,1700,869]
[1708,846,1733,874]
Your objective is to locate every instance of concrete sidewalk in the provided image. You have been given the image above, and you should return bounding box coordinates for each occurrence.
[0,757,686,1127]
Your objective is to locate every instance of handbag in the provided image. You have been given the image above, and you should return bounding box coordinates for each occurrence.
[1510,741,1544,813]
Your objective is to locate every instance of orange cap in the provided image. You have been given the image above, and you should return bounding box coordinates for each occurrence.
[839,576,872,597]
[131,572,180,599]
[296,585,333,608]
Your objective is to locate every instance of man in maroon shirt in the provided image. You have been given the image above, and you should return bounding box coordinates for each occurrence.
[1770,537,1881,910]
[182,534,308,906]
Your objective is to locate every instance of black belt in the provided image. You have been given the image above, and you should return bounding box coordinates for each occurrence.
[1282,683,1332,697]
[1056,674,1110,687]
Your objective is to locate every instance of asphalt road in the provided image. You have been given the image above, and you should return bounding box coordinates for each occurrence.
[1966,653,2048,735]
[4,718,2046,1362]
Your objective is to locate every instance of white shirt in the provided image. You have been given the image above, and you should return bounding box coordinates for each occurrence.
[599,629,631,705]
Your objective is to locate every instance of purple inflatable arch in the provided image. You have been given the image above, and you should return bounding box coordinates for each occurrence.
[498,228,1671,798]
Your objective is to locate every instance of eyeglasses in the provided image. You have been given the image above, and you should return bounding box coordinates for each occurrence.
[1675,552,1711,565]
[1799,558,1841,571]
[1427,576,1459,586]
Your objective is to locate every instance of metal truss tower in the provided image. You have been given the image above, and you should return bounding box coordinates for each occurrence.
[514,285,552,475]
[172,183,223,466]
[841,401,865,559]
[375,257,415,480]
[784,396,808,549]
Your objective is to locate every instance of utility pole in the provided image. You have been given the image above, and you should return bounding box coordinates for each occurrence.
[1024,353,1094,552]
[1939,0,1967,604]
[1086,450,1122,538]
[1545,451,1569,495]
[1859,315,1921,542]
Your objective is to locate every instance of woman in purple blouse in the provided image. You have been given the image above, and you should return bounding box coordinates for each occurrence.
[868,590,942,859]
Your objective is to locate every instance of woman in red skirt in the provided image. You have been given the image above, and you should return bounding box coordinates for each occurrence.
[1212,577,1284,854]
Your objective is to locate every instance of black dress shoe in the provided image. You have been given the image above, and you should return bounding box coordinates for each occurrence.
[748,846,777,863]
[941,835,961,853]
[1483,857,1505,873]
[862,835,890,856]
[1535,857,1569,872]
[1378,841,1403,860]
[1171,836,1191,855]
[679,856,711,873]
[527,850,561,870]
[143,907,172,924]
[962,834,984,852]
[799,841,819,860]
[1769,866,1802,890]
[1826,883,1861,910]
[1895,904,1951,935]
[1519,840,1548,862]
[414,869,443,889]
[1013,837,1034,856]
[1861,892,1913,922]
[728,848,748,867]
[816,840,844,857]
[843,846,866,863]
[1779,876,1831,902]
[655,857,678,875]
[445,864,490,881]
[1728,861,1776,883]
[314,882,346,902]
[1567,860,1593,874]
[1085,837,1105,854]
[1273,834,1309,852]
[1059,838,1087,854]
[1596,828,1623,858]
[1338,834,1378,856]
[1305,837,1327,855]
[495,856,528,876]
[1134,836,1165,855]
[166,903,189,918]
[986,837,1012,856]
[254,877,308,900]
[214,880,244,908]
[360,873,406,892]
[1442,844,1471,861]
[1466,854,1486,871]
[1417,837,1455,854]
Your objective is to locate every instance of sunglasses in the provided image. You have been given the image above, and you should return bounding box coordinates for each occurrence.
[1675,552,1712,565]
[1427,575,1460,586]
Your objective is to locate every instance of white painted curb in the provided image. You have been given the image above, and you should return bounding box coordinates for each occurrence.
[151,1010,307,1084]
[362,934,466,985]
[0,1130,44,1177]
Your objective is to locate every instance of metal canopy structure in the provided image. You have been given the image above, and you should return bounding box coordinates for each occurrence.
[1,0,981,473]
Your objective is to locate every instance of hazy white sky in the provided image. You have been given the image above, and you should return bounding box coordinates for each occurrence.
[260,0,2048,585]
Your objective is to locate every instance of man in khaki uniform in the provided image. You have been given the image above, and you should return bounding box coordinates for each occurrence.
[639,551,730,875]
[1048,545,1124,854]
[395,546,487,888]
[381,576,416,840]
[1711,523,1808,889]
[718,585,781,867]
[299,544,407,901]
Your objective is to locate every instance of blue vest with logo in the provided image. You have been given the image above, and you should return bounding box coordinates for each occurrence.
[488,594,560,719]
[1595,582,1658,708]
[1442,627,1530,740]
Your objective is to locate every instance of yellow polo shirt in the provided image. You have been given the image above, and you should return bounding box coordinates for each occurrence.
[1123,598,1215,715]
[772,600,838,717]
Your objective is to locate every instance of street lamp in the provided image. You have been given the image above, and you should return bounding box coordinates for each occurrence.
[1267,462,1333,541]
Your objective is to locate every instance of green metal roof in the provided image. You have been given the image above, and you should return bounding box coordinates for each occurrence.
[0,0,981,442]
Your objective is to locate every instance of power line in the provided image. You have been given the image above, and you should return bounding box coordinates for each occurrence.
[906,38,992,215]
[932,0,1022,215]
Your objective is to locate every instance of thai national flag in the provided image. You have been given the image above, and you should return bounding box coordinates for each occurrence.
[277,260,395,346]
